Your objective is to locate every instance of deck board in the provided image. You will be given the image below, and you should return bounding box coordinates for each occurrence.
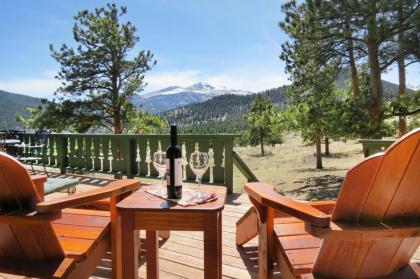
[0,171,418,278]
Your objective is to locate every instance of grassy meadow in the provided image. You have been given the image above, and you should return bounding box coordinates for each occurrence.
[232,133,365,201]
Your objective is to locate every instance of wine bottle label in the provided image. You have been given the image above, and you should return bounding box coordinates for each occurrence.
[166,158,183,186]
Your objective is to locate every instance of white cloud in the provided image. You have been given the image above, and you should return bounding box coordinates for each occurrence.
[0,71,60,98]
[204,72,290,92]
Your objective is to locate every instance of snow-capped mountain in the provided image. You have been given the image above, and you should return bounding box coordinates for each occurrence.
[132,82,254,113]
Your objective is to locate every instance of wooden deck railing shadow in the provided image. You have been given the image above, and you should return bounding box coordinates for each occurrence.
[235,245,260,278]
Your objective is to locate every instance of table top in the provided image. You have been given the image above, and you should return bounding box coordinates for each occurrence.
[117,185,227,213]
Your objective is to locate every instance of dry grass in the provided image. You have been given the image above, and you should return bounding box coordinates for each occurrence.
[232,133,365,201]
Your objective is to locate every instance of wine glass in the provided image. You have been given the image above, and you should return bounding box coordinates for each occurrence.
[153,152,166,195]
[189,151,209,198]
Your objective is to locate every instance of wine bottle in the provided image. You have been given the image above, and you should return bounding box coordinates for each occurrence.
[166,125,183,199]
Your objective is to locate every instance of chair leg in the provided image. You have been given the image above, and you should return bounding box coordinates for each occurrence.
[30,163,36,175]
[250,197,275,279]
[236,207,258,246]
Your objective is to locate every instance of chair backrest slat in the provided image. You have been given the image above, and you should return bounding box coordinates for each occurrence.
[385,141,420,222]
[0,152,64,264]
[313,129,420,278]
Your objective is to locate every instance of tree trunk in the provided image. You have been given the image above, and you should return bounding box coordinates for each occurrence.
[366,4,383,130]
[345,14,360,97]
[349,49,360,97]
[398,54,407,137]
[111,64,123,134]
[398,4,407,137]
[113,122,123,134]
[260,130,265,157]
[315,132,323,169]
[113,108,123,134]
[324,137,330,156]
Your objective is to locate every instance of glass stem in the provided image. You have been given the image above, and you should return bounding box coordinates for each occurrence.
[197,175,202,197]
[160,173,165,192]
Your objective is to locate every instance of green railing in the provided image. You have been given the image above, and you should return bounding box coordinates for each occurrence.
[21,133,237,193]
[359,139,395,157]
[233,151,259,182]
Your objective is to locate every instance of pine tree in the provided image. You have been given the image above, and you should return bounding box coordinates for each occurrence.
[280,0,419,132]
[38,3,156,133]
[241,94,283,156]
[279,1,344,168]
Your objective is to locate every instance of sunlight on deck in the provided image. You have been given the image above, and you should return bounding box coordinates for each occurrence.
[1,169,419,278]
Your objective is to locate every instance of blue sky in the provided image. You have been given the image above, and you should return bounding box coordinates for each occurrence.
[0,0,418,98]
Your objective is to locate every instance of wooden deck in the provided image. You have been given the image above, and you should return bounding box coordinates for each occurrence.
[1,170,419,279]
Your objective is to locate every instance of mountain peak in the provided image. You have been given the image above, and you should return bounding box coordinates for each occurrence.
[188,82,215,90]
[135,82,256,113]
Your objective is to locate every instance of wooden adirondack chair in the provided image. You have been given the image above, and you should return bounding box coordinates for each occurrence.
[51,180,171,241]
[0,151,140,278]
[237,128,420,278]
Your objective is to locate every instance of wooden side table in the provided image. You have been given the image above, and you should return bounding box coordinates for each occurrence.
[117,185,227,279]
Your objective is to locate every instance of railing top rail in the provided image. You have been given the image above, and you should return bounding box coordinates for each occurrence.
[358,139,395,145]
[23,133,239,140]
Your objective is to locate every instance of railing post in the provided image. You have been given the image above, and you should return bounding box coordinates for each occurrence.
[57,136,68,174]
[138,138,148,176]
[149,137,159,177]
[197,139,210,183]
[102,137,110,173]
[92,137,101,172]
[184,138,196,181]
[111,136,121,178]
[224,137,234,194]
[68,136,76,172]
[84,137,93,171]
[123,138,136,179]
[212,139,225,184]
[48,136,55,166]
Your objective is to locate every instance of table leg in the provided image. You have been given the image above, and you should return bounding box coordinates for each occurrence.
[146,230,159,279]
[120,211,138,279]
[111,197,121,279]
[204,212,222,279]
[217,212,222,278]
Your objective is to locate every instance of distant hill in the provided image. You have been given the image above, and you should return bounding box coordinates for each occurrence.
[159,87,287,134]
[0,90,42,129]
[160,77,414,134]
[382,80,415,101]
[336,70,413,101]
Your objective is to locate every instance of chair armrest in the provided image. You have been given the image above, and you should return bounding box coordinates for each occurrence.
[31,175,48,199]
[31,175,48,184]
[245,182,330,228]
[0,210,61,225]
[36,179,140,213]
[306,221,420,241]
[303,200,336,214]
